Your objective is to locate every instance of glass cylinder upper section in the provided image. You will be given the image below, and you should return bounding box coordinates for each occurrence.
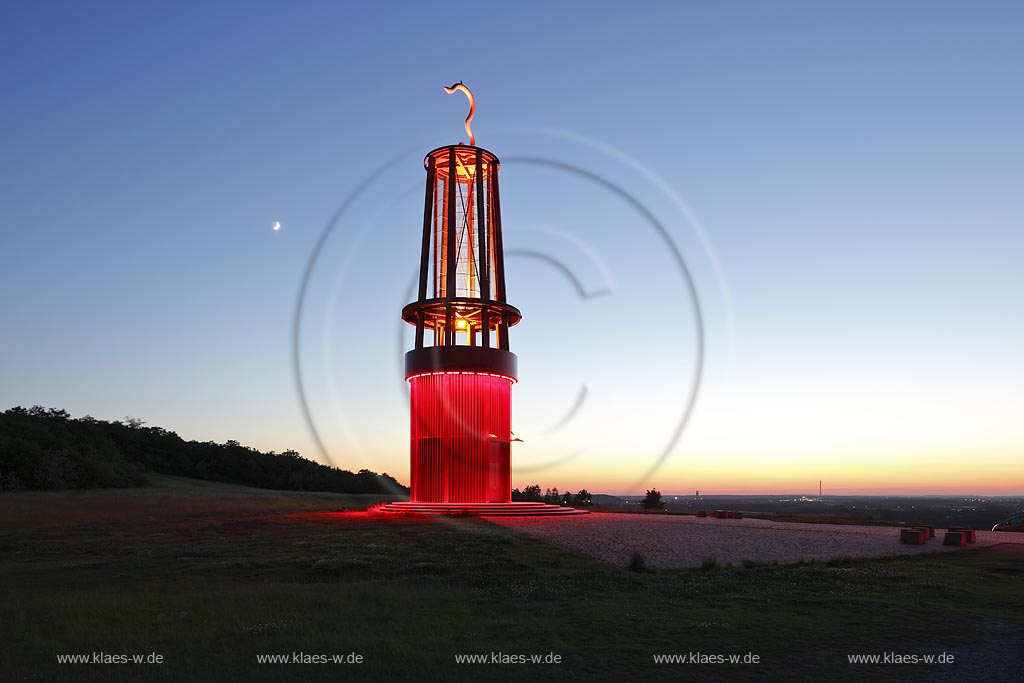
[403,145,521,350]
[429,145,496,300]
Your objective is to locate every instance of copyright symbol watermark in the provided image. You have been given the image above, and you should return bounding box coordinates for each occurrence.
[292,127,733,493]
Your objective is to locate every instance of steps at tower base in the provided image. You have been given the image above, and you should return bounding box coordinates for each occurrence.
[377,501,588,517]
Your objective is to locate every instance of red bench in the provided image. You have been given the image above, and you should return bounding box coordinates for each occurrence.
[947,527,976,543]
[706,510,743,519]
[900,528,928,545]
[943,531,968,546]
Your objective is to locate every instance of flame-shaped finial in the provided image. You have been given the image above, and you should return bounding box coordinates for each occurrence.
[443,81,475,146]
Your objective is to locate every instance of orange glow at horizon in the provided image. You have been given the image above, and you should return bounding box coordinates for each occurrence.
[515,452,1024,496]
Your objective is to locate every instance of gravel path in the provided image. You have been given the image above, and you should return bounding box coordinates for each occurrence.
[488,512,1024,568]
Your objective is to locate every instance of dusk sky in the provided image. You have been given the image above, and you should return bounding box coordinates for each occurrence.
[3,2,1022,495]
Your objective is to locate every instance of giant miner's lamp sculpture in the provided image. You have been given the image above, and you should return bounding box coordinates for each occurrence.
[380,83,584,516]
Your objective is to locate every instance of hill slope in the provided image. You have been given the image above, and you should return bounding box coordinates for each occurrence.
[0,406,407,495]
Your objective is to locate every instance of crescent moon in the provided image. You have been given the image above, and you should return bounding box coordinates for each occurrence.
[272,221,281,231]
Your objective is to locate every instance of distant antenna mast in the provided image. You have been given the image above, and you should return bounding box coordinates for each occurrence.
[819,480,822,498]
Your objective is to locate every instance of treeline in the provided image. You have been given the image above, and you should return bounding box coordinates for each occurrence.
[512,484,593,507]
[0,406,407,495]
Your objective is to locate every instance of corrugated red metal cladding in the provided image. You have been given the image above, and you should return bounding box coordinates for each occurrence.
[409,372,512,503]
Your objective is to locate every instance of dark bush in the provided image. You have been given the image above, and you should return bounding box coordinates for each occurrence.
[627,551,648,573]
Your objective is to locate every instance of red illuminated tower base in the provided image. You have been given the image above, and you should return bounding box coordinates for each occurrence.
[409,369,512,503]
[380,84,585,516]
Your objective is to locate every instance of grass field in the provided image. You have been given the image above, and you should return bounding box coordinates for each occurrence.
[1,476,1021,682]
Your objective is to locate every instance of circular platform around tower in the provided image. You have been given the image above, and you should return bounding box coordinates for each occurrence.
[377,501,588,517]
